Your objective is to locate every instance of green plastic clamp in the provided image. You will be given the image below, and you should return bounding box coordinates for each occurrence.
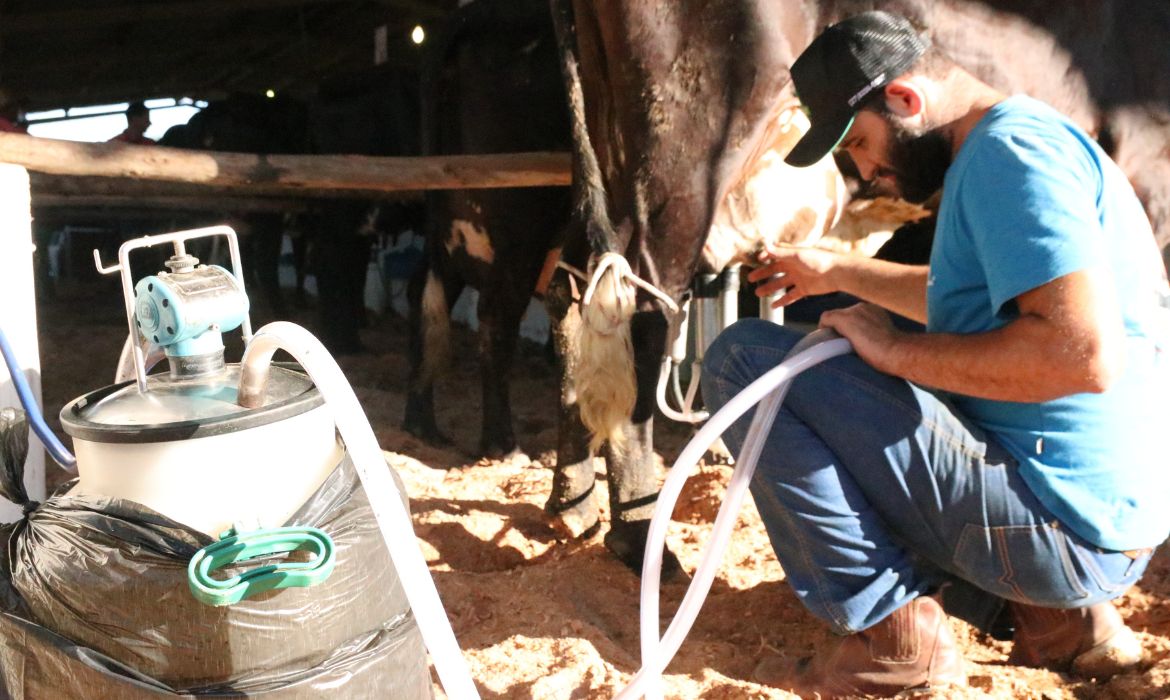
[187,525,336,606]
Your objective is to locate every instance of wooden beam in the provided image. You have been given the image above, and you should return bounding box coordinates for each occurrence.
[32,194,309,214]
[6,6,367,108]
[3,0,446,34]
[11,41,417,112]
[1,133,570,194]
[13,31,303,80]
[206,4,369,94]
[30,173,393,202]
[3,4,428,111]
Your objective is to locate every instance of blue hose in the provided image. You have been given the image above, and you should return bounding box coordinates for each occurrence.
[0,326,76,469]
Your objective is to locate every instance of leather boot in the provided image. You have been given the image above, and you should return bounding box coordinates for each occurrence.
[786,596,966,698]
[1008,601,1143,678]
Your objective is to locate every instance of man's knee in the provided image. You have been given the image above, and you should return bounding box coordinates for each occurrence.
[702,319,805,398]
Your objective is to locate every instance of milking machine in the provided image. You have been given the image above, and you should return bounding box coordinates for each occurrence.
[656,264,785,424]
[625,319,854,699]
[656,265,741,423]
[51,225,479,698]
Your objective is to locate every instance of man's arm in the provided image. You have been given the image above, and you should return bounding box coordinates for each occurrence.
[820,266,1126,402]
[749,245,929,323]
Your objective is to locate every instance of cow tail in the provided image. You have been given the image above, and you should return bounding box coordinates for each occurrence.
[575,271,637,453]
[418,270,452,385]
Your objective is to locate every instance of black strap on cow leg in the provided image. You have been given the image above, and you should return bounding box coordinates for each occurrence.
[550,479,596,514]
[610,492,661,518]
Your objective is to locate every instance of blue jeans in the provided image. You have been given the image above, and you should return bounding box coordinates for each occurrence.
[701,319,1153,635]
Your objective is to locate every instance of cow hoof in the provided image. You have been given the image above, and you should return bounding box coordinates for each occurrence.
[547,493,601,540]
[605,521,684,582]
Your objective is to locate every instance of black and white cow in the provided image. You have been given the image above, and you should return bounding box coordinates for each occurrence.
[404,0,572,456]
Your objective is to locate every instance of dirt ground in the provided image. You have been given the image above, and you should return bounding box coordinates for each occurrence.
[31,274,1170,700]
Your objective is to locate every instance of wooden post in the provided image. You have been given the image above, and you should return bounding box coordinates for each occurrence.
[0,164,47,521]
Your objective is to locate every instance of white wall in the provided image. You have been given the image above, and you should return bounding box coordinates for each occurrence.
[0,164,47,520]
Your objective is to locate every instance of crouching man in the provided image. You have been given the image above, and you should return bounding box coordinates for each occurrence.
[702,11,1170,698]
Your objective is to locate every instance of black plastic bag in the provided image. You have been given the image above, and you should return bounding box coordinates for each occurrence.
[0,408,29,507]
[0,449,433,699]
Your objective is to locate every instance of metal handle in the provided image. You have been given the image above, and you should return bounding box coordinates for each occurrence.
[92,225,252,393]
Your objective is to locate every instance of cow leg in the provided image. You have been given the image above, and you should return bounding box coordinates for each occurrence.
[475,288,526,458]
[314,204,371,355]
[602,310,682,578]
[404,257,464,445]
[544,278,601,539]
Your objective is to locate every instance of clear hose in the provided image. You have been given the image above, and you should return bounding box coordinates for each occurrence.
[616,329,853,700]
[238,321,479,700]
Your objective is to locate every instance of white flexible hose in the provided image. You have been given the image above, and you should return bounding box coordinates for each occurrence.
[238,322,480,700]
[615,330,853,700]
[655,357,709,423]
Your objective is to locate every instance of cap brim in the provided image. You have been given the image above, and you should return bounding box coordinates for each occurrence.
[784,112,856,168]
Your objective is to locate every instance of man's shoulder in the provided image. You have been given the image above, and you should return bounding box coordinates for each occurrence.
[952,98,1098,190]
[972,97,1090,155]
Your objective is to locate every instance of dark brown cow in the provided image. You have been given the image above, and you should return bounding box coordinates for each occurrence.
[545,1,813,570]
[406,0,858,577]
[545,0,1170,570]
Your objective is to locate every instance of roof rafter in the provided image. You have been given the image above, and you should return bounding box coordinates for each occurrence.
[2,0,444,34]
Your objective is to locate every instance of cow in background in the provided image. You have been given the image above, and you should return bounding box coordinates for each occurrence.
[309,68,423,353]
[546,0,1170,570]
[160,82,423,350]
[406,0,908,569]
[159,95,310,318]
[404,0,571,456]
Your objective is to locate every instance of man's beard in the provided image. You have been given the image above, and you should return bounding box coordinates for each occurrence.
[877,115,952,204]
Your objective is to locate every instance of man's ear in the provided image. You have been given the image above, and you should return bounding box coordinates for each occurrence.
[883,78,925,119]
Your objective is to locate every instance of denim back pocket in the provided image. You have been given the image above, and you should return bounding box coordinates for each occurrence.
[1066,543,1153,596]
[953,521,1090,606]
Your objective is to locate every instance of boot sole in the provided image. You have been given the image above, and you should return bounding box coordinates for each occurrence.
[1072,625,1144,679]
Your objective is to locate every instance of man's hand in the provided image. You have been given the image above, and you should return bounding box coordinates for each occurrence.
[819,303,900,374]
[748,244,930,323]
[747,245,843,307]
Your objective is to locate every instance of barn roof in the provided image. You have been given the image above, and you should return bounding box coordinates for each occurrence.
[0,0,457,112]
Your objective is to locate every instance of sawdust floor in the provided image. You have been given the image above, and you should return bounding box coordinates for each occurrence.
[35,278,1170,699]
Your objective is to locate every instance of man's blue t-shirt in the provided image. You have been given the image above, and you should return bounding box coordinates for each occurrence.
[928,95,1170,550]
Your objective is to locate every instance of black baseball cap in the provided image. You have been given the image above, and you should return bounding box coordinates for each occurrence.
[785,11,930,167]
